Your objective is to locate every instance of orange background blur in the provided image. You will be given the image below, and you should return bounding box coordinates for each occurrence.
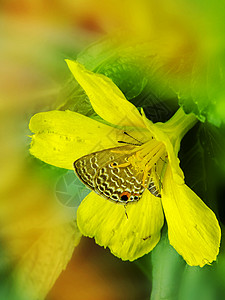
[0,1,150,300]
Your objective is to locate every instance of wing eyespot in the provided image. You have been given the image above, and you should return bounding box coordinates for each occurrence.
[120,192,130,201]
[110,162,118,168]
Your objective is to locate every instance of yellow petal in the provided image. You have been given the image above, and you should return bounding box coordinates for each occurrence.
[141,108,184,184]
[162,165,221,267]
[29,110,151,170]
[66,59,146,128]
[29,110,121,170]
[77,190,164,261]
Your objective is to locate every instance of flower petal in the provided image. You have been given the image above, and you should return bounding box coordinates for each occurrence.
[29,110,151,170]
[141,109,184,184]
[162,165,221,267]
[66,59,145,128]
[29,110,125,169]
[77,190,164,261]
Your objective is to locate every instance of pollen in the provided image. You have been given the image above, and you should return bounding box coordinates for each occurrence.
[129,139,166,175]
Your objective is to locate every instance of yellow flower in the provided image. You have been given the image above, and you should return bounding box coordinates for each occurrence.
[29,60,221,267]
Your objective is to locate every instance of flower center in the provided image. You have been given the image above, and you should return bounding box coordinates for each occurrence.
[128,139,166,187]
[130,140,165,171]
[112,139,167,189]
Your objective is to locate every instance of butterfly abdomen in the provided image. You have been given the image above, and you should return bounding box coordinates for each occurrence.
[148,179,161,198]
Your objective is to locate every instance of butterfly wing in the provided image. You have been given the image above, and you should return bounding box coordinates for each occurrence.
[94,155,148,204]
[74,145,149,204]
[74,150,104,190]
[73,145,129,189]
[74,145,133,189]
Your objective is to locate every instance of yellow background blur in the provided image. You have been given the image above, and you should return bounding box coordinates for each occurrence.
[0,1,150,300]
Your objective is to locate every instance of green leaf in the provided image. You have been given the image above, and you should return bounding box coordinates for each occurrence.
[75,37,179,124]
[198,123,225,223]
[96,56,148,100]
[150,230,185,300]
[199,123,225,173]
[77,37,117,71]
[167,0,225,127]
[178,56,225,127]
[56,76,96,117]
[179,122,225,221]
[132,83,179,123]
[178,265,220,300]
[56,35,181,120]
[135,253,152,282]
[177,225,225,300]
[77,38,149,100]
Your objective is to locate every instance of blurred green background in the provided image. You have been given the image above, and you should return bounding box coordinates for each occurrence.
[1,1,225,300]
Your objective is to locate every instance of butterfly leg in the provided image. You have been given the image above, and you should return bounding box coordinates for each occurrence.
[124,204,129,220]
[142,166,151,188]
[156,155,168,189]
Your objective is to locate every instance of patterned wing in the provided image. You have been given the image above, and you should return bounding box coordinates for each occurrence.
[74,145,150,204]
[74,144,163,203]
[94,156,148,204]
[74,145,134,189]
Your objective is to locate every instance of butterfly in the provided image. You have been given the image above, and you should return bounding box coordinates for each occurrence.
[74,141,161,205]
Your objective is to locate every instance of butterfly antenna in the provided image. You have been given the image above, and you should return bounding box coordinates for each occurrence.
[118,140,141,146]
[154,163,163,189]
[160,157,167,163]
[123,131,143,144]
